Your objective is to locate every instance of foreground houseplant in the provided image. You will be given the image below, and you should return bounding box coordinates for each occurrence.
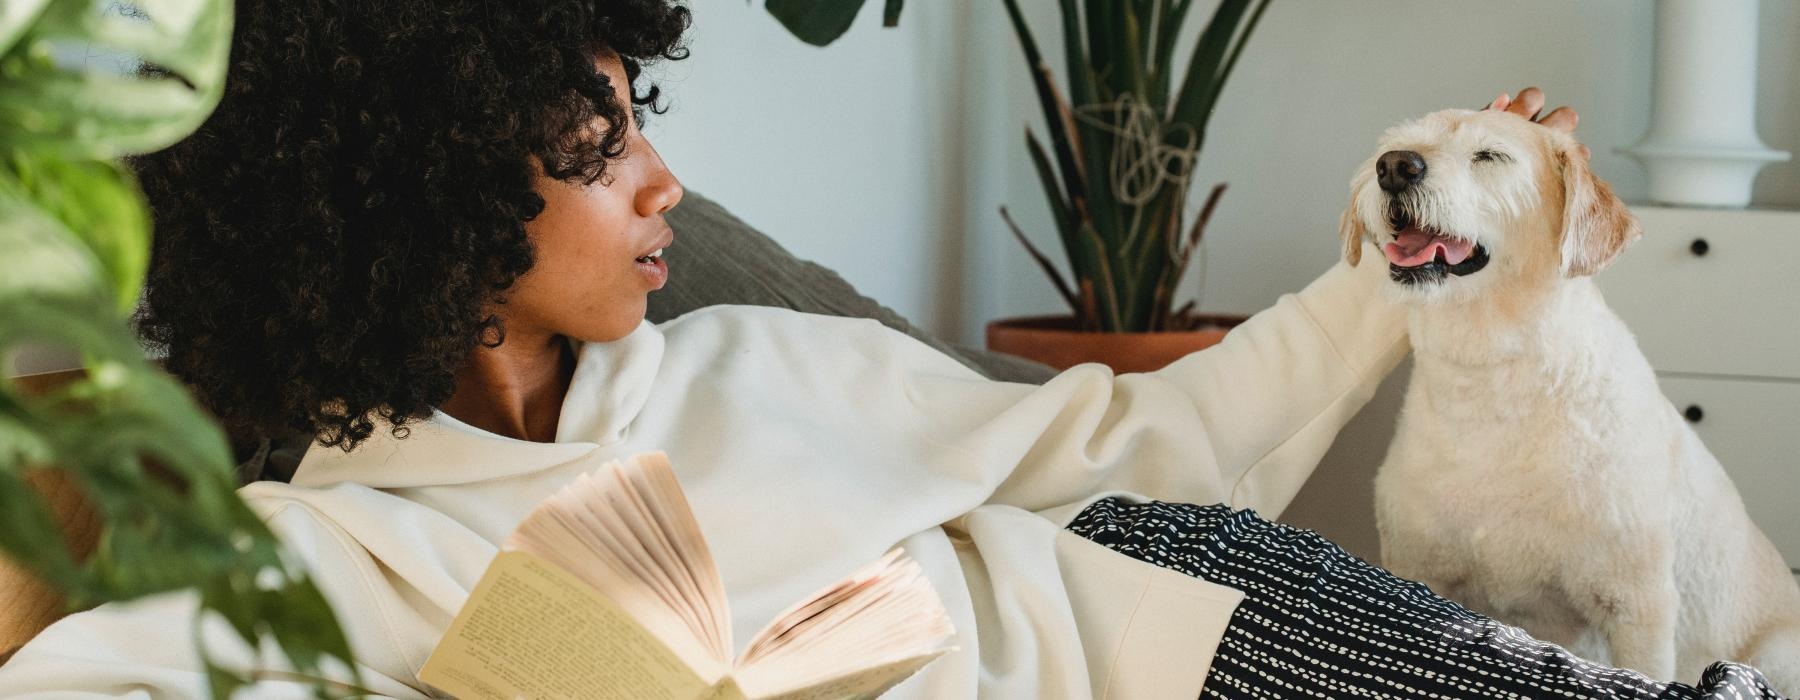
[986,0,1269,372]
[0,0,357,695]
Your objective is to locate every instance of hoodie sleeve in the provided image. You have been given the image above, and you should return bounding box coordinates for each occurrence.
[0,501,426,699]
[892,251,1408,517]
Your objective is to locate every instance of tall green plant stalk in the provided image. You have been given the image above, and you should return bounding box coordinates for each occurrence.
[1001,0,1268,332]
[0,1,357,696]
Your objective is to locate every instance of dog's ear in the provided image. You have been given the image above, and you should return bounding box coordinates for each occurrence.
[1558,143,1641,277]
[1339,198,1368,266]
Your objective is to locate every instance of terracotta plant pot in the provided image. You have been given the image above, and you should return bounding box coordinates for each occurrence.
[986,314,1247,374]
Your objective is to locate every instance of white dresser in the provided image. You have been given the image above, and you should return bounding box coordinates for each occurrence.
[1595,206,1800,587]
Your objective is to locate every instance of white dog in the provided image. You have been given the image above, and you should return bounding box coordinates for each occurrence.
[1344,108,1800,690]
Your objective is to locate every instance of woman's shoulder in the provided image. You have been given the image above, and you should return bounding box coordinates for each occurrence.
[652,304,980,378]
[653,304,907,352]
[654,303,885,333]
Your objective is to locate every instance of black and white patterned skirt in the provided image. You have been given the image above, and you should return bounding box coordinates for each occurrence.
[1065,498,1787,699]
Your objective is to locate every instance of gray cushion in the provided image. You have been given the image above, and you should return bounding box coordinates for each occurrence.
[653,192,1057,385]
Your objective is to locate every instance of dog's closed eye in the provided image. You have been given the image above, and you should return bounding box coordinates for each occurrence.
[1473,148,1511,164]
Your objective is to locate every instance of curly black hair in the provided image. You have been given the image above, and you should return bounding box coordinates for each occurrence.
[132,0,690,450]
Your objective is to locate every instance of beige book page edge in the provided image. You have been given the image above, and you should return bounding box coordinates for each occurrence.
[735,648,953,700]
[738,550,905,663]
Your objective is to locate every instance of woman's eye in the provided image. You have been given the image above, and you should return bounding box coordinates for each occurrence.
[1473,149,1508,163]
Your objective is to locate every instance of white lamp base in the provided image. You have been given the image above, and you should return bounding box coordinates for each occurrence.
[1622,143,1791,209]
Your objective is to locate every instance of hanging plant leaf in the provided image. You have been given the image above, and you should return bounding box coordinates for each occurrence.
[764,0,868,47]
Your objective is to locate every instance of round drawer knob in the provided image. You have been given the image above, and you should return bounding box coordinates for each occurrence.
[1689,238,1710,257]
[1683,404,1704,423]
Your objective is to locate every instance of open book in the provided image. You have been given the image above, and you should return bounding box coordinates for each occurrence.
[418,451,957,700]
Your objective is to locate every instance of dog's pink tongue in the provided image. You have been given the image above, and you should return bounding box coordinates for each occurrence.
[1385,227,1475,266]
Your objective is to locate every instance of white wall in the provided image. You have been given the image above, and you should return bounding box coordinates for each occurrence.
[653,1,1797,347]
[643,0,979,336]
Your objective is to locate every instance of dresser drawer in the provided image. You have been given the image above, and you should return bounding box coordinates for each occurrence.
[1599,207,1800,380]
[1656,375,1800,571]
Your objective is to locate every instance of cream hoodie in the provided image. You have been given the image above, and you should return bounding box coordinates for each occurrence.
[0,255,1406,699]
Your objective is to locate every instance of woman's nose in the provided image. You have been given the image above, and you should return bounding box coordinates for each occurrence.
[634,137,683,217]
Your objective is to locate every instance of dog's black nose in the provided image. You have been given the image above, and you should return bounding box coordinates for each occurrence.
[1377,150,1427,193]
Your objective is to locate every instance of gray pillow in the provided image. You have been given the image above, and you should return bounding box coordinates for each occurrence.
[654,192,1057,385]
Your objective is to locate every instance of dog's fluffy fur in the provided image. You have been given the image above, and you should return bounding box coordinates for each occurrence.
[1347,109,1800,690]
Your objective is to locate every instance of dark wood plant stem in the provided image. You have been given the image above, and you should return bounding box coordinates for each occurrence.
[1179,183,1229,270]
[1001,206,1080,313]
[1001,0,1090,223]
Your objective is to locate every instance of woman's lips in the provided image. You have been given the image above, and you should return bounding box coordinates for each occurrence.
[635,231,673,290]
[635,254,667,290]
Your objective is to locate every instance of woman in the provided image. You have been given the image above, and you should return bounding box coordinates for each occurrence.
[0,1,1782,698]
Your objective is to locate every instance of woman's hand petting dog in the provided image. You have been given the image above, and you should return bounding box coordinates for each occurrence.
[1487,86,1591,160]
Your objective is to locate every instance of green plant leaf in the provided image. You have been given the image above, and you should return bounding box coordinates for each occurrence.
[1167,0,1264,143]
[765,0,869,47]
[0,189,107,302]
[0,0,52,56]
[1149,0,1189,111]
[1118,7,1149,106]
[0,292,362,696]
[1083,2,1115,99]
[1000,206,1077,313]
[0,0,234,159]
[0,155,148,314]
[1212,0,1270,114]
[1057,0,1094,113]
[1025,128,1078,261]
[1001,0,1090,223]
[0,0,363,695]
[881,0,903,27]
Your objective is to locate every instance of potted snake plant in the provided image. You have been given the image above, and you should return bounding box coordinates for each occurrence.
[766,0,1270,373]
[984,0,1269,373]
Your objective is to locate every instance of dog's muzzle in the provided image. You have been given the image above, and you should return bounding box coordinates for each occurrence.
[1384,203,1490,284]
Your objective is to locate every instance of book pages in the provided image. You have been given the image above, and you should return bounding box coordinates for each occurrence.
[621,452,733,659]
[509,462,728,672]
[421,451,955,699]
[734,551,956,697]
[419,550,717,700]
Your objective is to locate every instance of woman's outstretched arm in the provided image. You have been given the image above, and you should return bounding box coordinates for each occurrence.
[885,248,1406,517]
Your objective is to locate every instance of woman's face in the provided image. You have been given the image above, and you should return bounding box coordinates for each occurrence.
[504,54,683,345]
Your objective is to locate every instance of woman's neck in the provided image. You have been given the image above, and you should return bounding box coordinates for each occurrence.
[440,329,576,443]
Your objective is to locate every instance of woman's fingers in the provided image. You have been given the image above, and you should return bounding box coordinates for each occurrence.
[1506,87,1546,121]
[1539,105,1579,132]
[1483,89,1589,159]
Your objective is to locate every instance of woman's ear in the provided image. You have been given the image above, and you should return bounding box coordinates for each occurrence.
[1339,193,1369,266]
[1558,143,1641,277]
